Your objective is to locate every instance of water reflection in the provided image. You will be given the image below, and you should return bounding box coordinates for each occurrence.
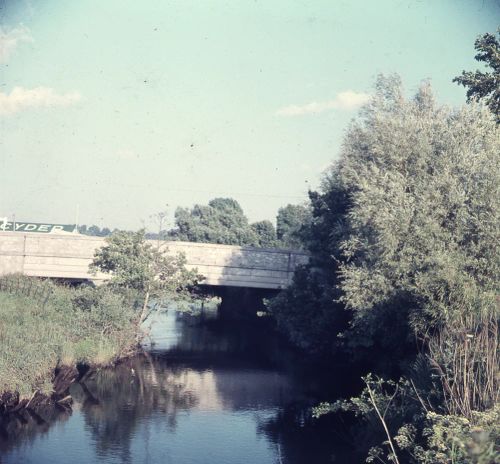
[0,310,354,464]
[74,360,200,463]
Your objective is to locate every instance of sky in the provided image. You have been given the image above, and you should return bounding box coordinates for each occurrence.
[0,0,499,230]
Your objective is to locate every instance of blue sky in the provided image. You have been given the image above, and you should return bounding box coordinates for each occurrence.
[1,0,499,230]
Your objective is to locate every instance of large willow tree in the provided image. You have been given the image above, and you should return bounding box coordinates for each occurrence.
[338,77,499,426]
[339,76,499,340]
[272,76,499,365]
[314,75,499,464]
[273,76,499,462]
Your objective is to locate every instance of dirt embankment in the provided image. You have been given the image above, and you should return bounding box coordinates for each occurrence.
[0,364,89,421]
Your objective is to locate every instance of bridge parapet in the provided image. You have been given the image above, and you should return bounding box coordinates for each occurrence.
[0,232,309,289]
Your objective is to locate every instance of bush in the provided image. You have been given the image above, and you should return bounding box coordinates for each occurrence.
[315,375,499,464]
[0,275,137,397]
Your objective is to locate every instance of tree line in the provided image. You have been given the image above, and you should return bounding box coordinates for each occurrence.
[79,199,310,250]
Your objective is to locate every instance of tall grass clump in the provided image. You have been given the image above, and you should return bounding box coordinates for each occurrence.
[0,274,137,398]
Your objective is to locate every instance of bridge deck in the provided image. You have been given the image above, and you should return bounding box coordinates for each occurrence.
[0,232,309,290]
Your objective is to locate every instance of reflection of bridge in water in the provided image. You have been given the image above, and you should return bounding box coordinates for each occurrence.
[0,232,309,290]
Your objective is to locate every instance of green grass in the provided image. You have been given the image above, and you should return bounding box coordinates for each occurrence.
[0,276,137,398]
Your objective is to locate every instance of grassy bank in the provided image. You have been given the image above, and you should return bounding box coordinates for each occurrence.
[0,275,137,398]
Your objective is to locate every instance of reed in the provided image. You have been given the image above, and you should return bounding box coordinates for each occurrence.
[428,311,499,419]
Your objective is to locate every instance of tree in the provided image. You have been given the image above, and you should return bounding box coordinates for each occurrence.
[146,209,170,242]
[250,220,278,248]
[271,75,499,463]
[276,204,311,249]
[454,28,500,121]
[91,230,201,327]
[170,197,259,246]
[336,76,499,421]
[79,225,114,236]
[87,225,102,236]
[271,75,499,359]
[268,174,351,355]
[338,76,499,336]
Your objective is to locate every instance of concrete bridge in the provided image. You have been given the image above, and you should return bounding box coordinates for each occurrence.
[0,232,309,290]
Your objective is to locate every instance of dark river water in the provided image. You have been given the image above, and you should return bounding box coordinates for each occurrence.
[0,309,359,464]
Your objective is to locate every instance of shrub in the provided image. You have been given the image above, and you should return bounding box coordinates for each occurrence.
[0,276,137,397]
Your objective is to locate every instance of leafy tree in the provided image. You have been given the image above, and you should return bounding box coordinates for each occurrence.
[338,76,499,339]
[276,204,311,249]
[271,75,499,360]
[91,230,201,326]
[79,225,113,237]
[336,76,499,438]
[170,197,259,246]
[454,28,500,121]
[270,75,499,462]
[268,175,351,355]
[250,220,278,248]
[87,225,102,236]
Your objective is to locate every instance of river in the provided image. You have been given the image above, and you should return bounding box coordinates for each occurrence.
[0,308,359,464]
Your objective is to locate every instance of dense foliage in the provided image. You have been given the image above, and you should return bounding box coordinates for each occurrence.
[78,224,112,236]
[0,275,136,397]
[169,198,259,246]
[454,28,500,122]
[270,75,499,462]
[339,76,498,347]
[314,375,499,464]
[272,75,499,348]
[78,200,311,250]
[268,178,349,354]
[91,229,201,324]
[167,197,310,249]
[251,220,278,248]
[276,204,311,249]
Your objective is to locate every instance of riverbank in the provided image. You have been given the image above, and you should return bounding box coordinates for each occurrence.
[0,275,139,416]
[1,309,356,464]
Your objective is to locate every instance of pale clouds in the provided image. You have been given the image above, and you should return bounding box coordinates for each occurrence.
[0,87,82,115]
[276,90,371,117]
[0,25,33,63]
